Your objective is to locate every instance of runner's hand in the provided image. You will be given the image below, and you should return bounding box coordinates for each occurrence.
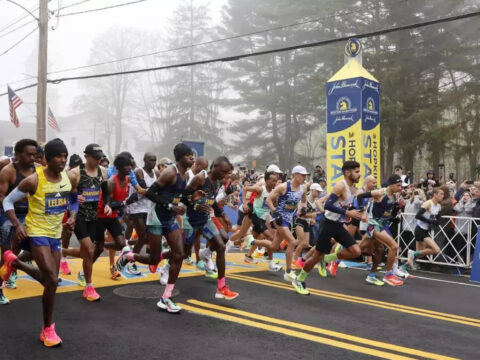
[346,209,363,220]
[171,205,186,216]
[64,216,76,230]
[192,190,206,202]
[104,205,112,216]
[14,224,28,242]
[242,203,249,213]
[194,204,210,213]
[78,194,86,205]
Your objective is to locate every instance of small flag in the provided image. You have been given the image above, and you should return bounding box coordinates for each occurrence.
[7,85,23,128]
[48,106,60,132]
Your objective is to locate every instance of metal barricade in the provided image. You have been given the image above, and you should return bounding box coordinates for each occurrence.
[396,213,480,269]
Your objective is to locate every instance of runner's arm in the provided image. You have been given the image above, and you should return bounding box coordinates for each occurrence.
[266,183,286,212]
[3,173,38,230]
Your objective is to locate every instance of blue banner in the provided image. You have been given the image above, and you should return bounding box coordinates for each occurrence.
[182,140,204,158]
[470,227,480,282]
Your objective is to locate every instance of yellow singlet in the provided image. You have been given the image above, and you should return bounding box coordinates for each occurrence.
[26,167,71,239]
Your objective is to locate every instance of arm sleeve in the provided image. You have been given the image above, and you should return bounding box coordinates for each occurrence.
[415,208,435,224]
[144,182,167,207]
[324,193,346,216]
[101,181,111,206]
[2,187,26,212]
[129,169,139,187]
[68,192,79,212]
[356,192,372,205]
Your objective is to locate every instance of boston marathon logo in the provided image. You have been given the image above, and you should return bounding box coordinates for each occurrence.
[363,97,379,125]
[331,96,358,125]
[345,38,362,58]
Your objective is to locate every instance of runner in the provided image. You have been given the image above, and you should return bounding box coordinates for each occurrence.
[242,171,282,271]
[117,143,194,313]
[0,139,37,303]
[408,187,444,268]
[124,152,157,275]
[61,144,107,301]
[0,138,78,346]
[182,156,239,300]
[357,174,405,286]
[265,165,308,282]
[92,154,131,274]
[292,161,363,295]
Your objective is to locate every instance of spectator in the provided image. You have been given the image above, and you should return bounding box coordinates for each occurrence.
[402,188,426,250]
[437,185,456,259]
[394,165,409,187]
[422,170,439,194]
[318,176,327,196]
[404,170,413,187]
[452,191,475,262]
[312,165,325,183]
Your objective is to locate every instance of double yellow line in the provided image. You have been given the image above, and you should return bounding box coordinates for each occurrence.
[180,299,458,360]
[228,274,480,328]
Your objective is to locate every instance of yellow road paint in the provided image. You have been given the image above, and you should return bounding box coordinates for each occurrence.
[229,274,480,328]
[187,299,459,360]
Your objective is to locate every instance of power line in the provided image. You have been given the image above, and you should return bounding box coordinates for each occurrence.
[55,0,93,11]
[0,18,36,39]
[48,0,397,75]
[0,3,39,33]
[56,0,148,17]
[2,8,480,97]
[0,27,38,57]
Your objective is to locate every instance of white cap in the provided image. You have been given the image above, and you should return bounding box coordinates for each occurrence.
[292,165,309,175]
[310,183,323,192]
[267,164,282,174]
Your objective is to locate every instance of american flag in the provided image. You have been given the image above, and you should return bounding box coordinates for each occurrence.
[48,106,60,132]
[7,85,22,128]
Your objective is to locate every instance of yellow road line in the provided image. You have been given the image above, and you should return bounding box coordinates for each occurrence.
[229,274,480,328]
[187,299,459,360]
[179,302,417,360]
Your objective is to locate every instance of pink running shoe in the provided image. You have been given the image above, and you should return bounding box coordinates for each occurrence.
[0,251,17,281]
[39,323,62,347]
[82,285,101,302]
[59,259,71,275]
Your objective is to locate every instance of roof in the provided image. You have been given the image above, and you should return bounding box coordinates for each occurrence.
[327,58,379,82]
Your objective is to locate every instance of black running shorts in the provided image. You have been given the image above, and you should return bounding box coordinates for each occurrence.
[414,226,430,242]
[250,213,267,234]
[74,217,97,241]
[315,218,356,253]
[95,217,123,242]
[295,218,311,233]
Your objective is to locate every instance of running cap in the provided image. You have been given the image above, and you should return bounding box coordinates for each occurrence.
[292,165,309,175]
[84,143,105,159]
[267,164,282,174]
[310,183,323,192]
[158,157,173,166]
[69,154,82,168]
[387,174,403,185]
[173,143,194,162]
[45,138,68,162]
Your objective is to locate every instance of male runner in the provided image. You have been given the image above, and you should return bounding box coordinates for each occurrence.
[1,138,78,346]
[61,144,107,301]
[242,171,282,271]
[0,139,37,303]
[408,187,443,268]
[266,165,308,282]
[182,156,239,300]
[358,174,405,286]
[292,161,363,295]
[117,144,194,313]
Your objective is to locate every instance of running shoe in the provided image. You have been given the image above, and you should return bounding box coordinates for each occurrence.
[199,248,215,272]
[82,285,101,302]
[116,246,132,272]
[126,263,141,276]
[0,250,17,281]
[407,250,420,270]
[383,274,404,286]
[225,240,235,254]
[196,260,206,271]
[215,285,239,300]
[59,259,71,275]
[244,255,258,264]
[0,292,10,305]
[157,297,182,313]
[365,263,372,271]
[148,263,159,274]
[393,263,408,279]
[365,275,384,286]
[296,257,306,268]
[269,260,282,272]
[110,265,121,280]
[283,271,296,282]
[292,278,310,295]
[317,261,327,278]
[292,260,301,269]
[159,263,170,286]
[253,247,265,258]
[39,323,62,347]
[327,261,338,277]
[205,269,218,279]
[338,261,348,269]
[5,270,17,289]
[184,256,194,265]
[77,272,86,287]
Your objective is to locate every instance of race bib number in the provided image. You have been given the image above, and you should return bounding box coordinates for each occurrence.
[81,187,100,202]
[45,191,69,215]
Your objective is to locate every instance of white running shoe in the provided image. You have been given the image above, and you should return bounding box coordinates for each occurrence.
[393,263,407,279]
[269,260,282,272]
[159,263,170,285]
[407,250,418,269]
[283,271,296,282]
[199,248,215,272]
[338,260,348,269]
[225,240,235,254]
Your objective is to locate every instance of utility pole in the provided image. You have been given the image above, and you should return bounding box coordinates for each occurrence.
[36,0,48,143]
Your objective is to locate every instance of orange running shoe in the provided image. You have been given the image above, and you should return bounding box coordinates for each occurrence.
[39,323,62,347]
[215,285,239,300]
[327,261,338,277]
[292,260,301,269]
[82,285,101,301]
[280,240,288,250]
[0,251,17,281]
[148,263,159,273]
[110,265,121,280]
[383,274,404,286]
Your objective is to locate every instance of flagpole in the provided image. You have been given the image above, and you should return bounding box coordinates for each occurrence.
[36,0,48,143]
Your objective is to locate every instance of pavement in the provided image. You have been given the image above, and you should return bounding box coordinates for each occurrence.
[1,252,479,360]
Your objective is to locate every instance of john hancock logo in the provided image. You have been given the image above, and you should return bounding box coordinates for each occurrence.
[363,96,378,124]
[331,96,358,125]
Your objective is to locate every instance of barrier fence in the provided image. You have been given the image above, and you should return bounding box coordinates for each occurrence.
[396,213,480,269]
